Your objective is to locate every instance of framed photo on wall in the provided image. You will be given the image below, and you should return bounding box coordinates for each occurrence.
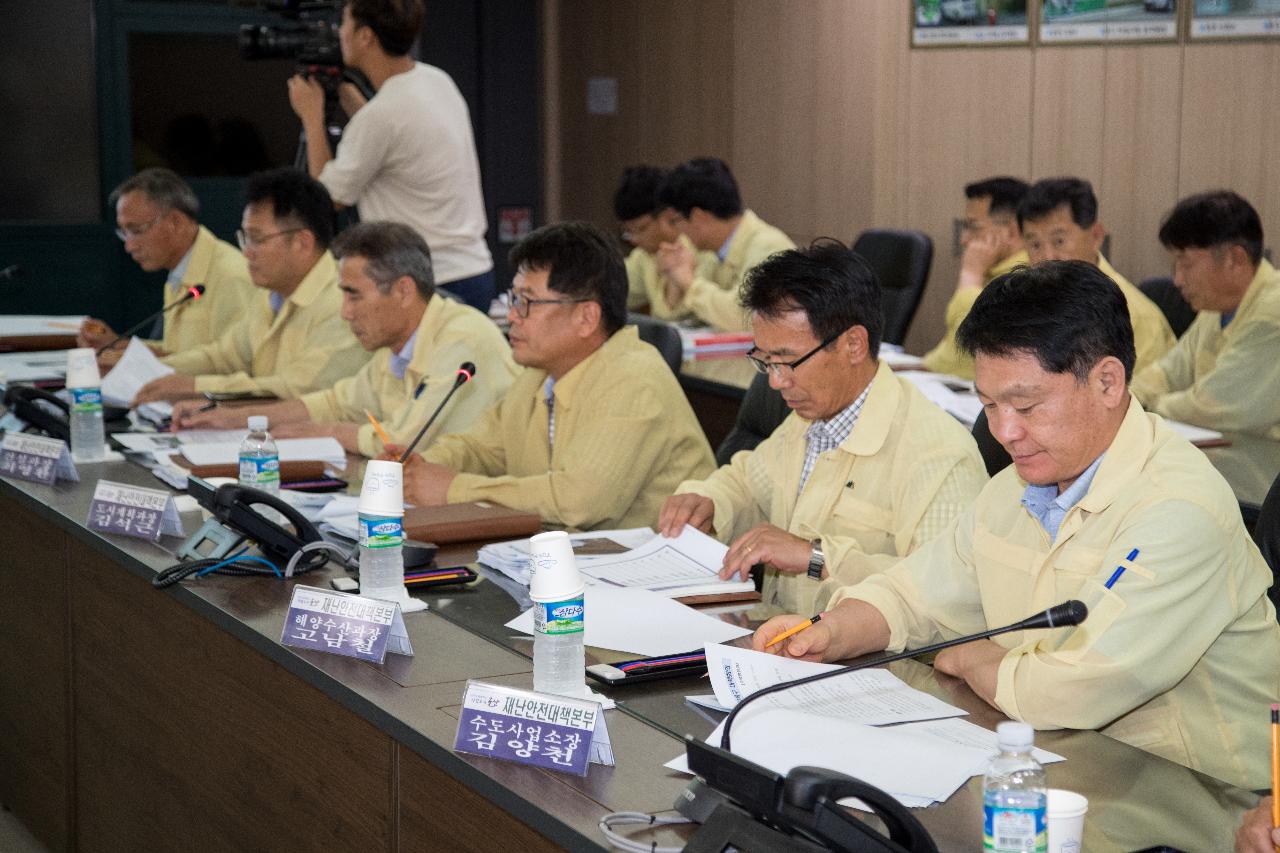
[1189,1,1280,39]
[911,0,1030,46]
[1039,0,1180,44]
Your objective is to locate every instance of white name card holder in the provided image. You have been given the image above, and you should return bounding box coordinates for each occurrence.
[86,479,185,542]
[0,433,78,485]
[281,585,413,664]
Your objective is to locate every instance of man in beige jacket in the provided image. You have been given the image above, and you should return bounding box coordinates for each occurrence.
[133,169,368,404]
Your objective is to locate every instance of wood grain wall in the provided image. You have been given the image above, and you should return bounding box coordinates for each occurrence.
[544,1,1280,354]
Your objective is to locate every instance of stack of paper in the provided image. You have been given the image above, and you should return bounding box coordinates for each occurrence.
[878,343,925,371]
[677,325,755,361]
[177,437,346,467]
[0,349,69,383]
[899,371,982,427]
[476,525,755,600]
[0,315,86,337]
[667,644,1064,808]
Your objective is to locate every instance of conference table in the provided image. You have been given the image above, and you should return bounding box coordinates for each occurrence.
[0,456,1261,853]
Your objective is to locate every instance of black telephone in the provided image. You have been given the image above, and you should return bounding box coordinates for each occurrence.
[182,476,325,568]
[3,384,131,442]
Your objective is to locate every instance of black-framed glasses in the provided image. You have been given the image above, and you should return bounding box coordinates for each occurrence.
[509,292,589,319]
[236,228,304,250]
[746,327,847,379]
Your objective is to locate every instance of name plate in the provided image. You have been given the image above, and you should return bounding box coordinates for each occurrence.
[86,479,185,542]
[453,680,614,777]
[0,433,78,485]
[281,585,414,664]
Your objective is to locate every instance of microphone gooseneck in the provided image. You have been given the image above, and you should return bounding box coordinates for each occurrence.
[720,599,1088,751]
[97,284,206,353]
[397,362,477,463]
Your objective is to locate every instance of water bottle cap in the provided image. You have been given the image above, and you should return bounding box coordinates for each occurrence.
[65,348,101,388]
[358,459,404,516]
[996,721,1034,750]
[247,415,268,432]
[528,530,584,602]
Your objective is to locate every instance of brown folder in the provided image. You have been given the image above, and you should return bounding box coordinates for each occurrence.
[169,454,327,484]
[403,501,542,545]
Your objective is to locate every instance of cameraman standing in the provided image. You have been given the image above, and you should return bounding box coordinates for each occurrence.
[287,0,495,311]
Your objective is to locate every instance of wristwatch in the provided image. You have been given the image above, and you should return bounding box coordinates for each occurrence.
[806,538,825,580]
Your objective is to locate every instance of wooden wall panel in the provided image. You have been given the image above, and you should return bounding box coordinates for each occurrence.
[1030,47,1106,183]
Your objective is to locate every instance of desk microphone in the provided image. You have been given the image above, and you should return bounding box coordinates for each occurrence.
[397,361,476,463]
[96,284,205,353]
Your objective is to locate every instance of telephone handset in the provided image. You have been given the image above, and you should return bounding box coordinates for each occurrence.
[181,476,325,569]
[3,384,131,443]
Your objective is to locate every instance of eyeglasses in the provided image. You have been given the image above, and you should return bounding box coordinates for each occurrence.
[236,228,303,250]
[746,327,848,379]
[115,215,163,241]
[509,291,589,319]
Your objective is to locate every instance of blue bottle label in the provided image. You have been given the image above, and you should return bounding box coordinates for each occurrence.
[533,596,585,635]
[238,454,280,487]
[983,803,1047,852]
[70,387,102,414]
[358,513,403,549]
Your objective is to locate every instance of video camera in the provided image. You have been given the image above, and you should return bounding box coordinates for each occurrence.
[238,0,351,93]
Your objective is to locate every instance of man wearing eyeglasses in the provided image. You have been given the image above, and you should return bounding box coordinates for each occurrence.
[393,221,715,530]
[658,242,987,613]
[132,168,368,404]
[77,168,257,362]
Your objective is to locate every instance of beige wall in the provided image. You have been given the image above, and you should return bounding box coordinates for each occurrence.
[546,1,1280,354]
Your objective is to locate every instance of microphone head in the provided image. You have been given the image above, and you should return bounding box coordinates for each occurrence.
[0,263,23,280]
[456,361,476,383]
[188,283,206,299]
[1045,600,1088,628]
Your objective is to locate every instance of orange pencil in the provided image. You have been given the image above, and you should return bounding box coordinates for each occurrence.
[764,613,823,649]
[365,410,393,447]
[1271,703,1279,849]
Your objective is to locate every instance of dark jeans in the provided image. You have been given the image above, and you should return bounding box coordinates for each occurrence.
[439,269,497,313]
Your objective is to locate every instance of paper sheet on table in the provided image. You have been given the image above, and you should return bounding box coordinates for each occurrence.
[898,371,982,427]
[113,432,182,453]
[477,527,672,586]
[891,717,1064,773]
[177,428,250,445]
[179,437,346,466]
[878,343,924,371]
[0,349,69,382]
[1166,419,1225,445]
[505,586,751,657]
[576,525,754,598]
[101,338,174,405]
[0,315,86,336]
[664,705,990,806]
[705,643,965,726]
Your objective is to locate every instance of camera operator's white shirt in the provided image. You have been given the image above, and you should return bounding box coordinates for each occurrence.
[320,62,492,284]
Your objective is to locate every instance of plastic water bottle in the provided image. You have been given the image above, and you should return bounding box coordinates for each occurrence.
[237,416,279,494]
[983,721,1048,853]
[533,593,586,695]
[358,512,404,594]
[66,348,105,462]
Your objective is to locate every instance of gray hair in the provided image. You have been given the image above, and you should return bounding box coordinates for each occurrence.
[109,168,201,219]
[331,221,435,299]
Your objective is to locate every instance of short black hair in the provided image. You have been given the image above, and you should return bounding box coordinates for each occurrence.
[1018,177,1098,230]
[345,0,424,57]
[332,220,434,299]
[657,157,743,219]
[613,165,668,221]
[1158,190,1264,267]
[110,168,201,220]
[741,239,883,360]
[965,176,1030,219]
[245,167,336,249]
[508,221,627,336]
[957,260,1135,382]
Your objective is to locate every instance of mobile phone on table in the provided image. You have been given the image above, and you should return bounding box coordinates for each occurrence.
[586,650,707,685]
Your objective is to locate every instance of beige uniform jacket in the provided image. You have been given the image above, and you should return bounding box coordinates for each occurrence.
[677,361,987,613]
[1132,259,1280,439]
[675,210,795,332]
[921,250,1029,380]
[147,226,257,354]
[163,252,369,398]
[299,295,518,457]
[424,326,715,530]
[832,397,1280,789]
[624,236,718,321]
[1097,254,1176,375]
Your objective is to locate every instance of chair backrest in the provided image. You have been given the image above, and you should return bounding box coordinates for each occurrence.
[627,313,683,374]
[971,408,1012,478]
[1138,276,1197,339]
[1253,471,1280,621]
[715,371,791,466]
[851,229,934,346]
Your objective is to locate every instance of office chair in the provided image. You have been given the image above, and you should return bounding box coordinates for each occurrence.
[1138,276,1197,339]
[851,229,933,346]
[627,313,684,375]
[971,409,1012,477]
[715,372,791,465]
[1253,471,1280,622]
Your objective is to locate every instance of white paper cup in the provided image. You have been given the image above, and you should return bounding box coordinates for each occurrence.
[65,347,100,388]
[1047,788,1087,853]
[358,460,404,517]
[528,530,583,602]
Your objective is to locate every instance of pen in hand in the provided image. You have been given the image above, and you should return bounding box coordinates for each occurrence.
[764,613,824,649]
